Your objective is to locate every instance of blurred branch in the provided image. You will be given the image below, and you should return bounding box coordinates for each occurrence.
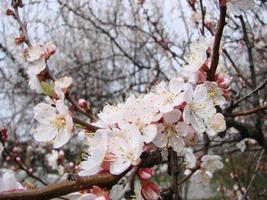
[232,104,267,117]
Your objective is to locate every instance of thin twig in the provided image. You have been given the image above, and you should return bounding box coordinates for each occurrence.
[242,149,265,200]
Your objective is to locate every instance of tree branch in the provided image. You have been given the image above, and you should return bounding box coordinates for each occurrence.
[207,4,227,81]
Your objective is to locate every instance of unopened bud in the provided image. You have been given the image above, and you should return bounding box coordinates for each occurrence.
[6,9,15,16]
[78,99,89,110]
[15,36,25,45]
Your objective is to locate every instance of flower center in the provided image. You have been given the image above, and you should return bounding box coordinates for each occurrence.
[208,89,216,98]
[51,115,66,130]
[165,125,176,137]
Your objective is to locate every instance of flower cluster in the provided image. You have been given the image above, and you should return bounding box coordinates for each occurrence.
[77,53,230,187]
[28,38,231,191]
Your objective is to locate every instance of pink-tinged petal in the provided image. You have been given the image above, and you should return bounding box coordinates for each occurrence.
[153,129,168,149]
[163,109,182,124]
[78,166,102,176]
[183,84,193,103]
[33,125,57,142]
[110,160,131,175]
[56,100,69,116]
[182,105,191,125]
[176,122,189,137]
[28,59,46,75]
[193,84,208,102]
[53,128,72,148]
[0,172,23,192]
[169,77,184,94]
[54,84,65,99]
[65,114,73,132]
[169,135,184,153]
[141,180,160,200]
[190,112,205,133]
[143,124,157,143]
[159,103,173,114]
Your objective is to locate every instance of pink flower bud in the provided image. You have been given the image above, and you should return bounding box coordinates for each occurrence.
[69,162,74,168]
[141,180,160,200]
[16,157,21,162]
[28,168,33,174]
[215,73,231,89]
[78,99,89,110]
[12,147,18,153]
[138,168,155,180]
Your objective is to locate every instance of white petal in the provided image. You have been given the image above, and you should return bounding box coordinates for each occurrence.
[110,159,131,175]
[53,128,72,148]
[56,100,69,116]
[34,103,56,123]
[163,109,182,124]
[142,124,157,143]
[34,125,57,142]
[153,128,168,148]
[169,77,184,94]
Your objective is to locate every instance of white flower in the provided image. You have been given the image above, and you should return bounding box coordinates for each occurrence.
[0,171,23,192]
[28,74,42,93]
[182,37,212,82]
[109,121,143,175]
[153,109,189,153]
[227,0,255,16]
[236,138,257,152]
[46,150,59,170]
[153,77,185,113]
[191,169,213,185]
[79,129,109,176]
[184,148,197,169]
[33,99,73,148]
[183,84,216,133]
[201,155,224,173]
[54,76,73,99]
[24,44,46,75]
[205,113,226,137]
[204,81,225,106]
[122,95,158,143]
[97,104,124,128]
[191,155,223,185]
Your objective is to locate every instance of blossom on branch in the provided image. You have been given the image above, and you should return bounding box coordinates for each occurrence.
[33,99,73,148]
[0,172,24,193]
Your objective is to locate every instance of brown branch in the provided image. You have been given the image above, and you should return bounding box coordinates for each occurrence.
[0,151,162,200]
[72,117,99,132]
[207,4,227,81]
[199,0,206,36]
[233,78,267,106]
[65,93,98,122]
[168,148,181,200]
[12,1,32,47]
[0,172,125,200]
[232,104,267,117]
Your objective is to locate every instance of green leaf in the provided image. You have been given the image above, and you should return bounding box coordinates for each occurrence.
[40,81,54,96]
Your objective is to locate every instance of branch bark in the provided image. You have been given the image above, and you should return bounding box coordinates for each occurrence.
[207,5,227,81]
